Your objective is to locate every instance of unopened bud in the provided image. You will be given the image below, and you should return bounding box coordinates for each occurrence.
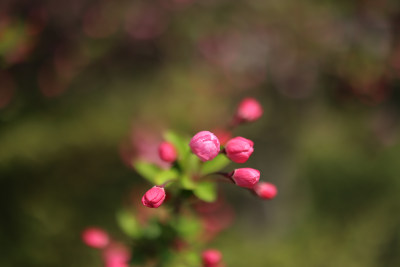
[158,141,177,163]
[231,168,260,188]
[254,182,277,200]
[224,137,254,163]
[189,131,220,161]
[102,242,130,267]
[236,98,263,122]
[82,227,110,248]
[141,186,166,208]
[202,249,222,267]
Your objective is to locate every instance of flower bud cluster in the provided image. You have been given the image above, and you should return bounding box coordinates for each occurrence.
[85,97,278,267]
[140,98,276,211]
[186,98,277,200]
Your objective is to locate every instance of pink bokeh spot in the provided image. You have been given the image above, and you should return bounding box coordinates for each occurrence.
[254,182,277,200]
[82,227,110,249]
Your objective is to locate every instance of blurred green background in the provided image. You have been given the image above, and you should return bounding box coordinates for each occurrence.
[1,0,400,266]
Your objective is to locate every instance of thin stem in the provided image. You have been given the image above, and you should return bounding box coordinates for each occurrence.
[202,171,235,184]
[227,115,243,131]
[158,179,176,188]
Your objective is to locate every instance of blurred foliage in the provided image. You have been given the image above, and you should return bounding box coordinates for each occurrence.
[1,0,400,266]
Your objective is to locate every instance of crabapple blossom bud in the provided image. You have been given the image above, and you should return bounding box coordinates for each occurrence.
[141,186,166,208]
[102,243,130,267]
[224,137,254,163]
[231,168,260,188]
[202,249,222,267]
[236,98,263,122]
[254,182,277,200]
[158,141,177,162]
[82,227,110,248]
[189,131,220,161]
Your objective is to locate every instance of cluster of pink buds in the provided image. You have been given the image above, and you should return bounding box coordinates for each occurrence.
[188,98,277,197]
[128,97,277,266]
[84,98,277,266]
[140,97,277,209]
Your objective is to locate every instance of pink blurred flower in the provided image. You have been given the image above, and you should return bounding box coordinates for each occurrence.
[254,182,277,200]
[82,227,110,249]
[158,141,177,163]
[236,98,263,122]
[202,249,222,267]
[102,242,130,267]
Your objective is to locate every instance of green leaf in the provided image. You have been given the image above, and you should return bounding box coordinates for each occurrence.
[133,161,162,183]
[143,219,162,239]
[116,209,140,238]
[201,154,230,175]
[182,153,200,174]
[180,174,197,190]
[173,217,201,240]
[183,251,201,266]
[154,168,179,185]
[193,181,217,202]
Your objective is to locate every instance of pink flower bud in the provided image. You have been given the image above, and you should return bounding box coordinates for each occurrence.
[236,98,263,122]
[141,186,166,208]
[189,131,220,161]
[102,242,130,267]
[202,249,222,267]
[224,137,254,163]
[158,141,177,162]
[231,168,260,188]
[254,182,277,200]
[82,227,110,248]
